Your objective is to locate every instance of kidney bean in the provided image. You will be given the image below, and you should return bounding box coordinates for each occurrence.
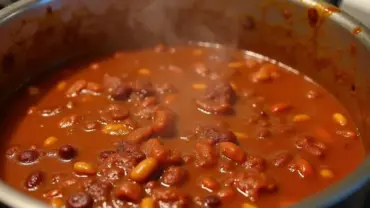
[58,145,77,161]
[114,181,142,202]
[6,145,20,159]
[161,166,188,186]
[199,176,220,192]
[18,150,40,164]
[203,195,222,208]
[67,192,93,208]
[219,142,246,163]
[126,126,153,143]
[24,171,44,190]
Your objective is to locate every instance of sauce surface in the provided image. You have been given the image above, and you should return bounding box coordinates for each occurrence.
[0,45,364,208]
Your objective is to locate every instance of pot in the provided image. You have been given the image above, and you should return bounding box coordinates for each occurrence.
[0,0,370,207]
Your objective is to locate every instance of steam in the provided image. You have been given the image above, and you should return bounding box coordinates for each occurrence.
[126,0,240,51]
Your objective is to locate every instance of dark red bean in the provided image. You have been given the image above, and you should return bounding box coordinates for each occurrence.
[58,145,77,161]
[24,171,44,190]
[18,150,40,164]
[203,195,221,207]
[67,192,93,208]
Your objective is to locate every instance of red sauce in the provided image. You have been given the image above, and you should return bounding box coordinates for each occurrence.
[0,45,364,208]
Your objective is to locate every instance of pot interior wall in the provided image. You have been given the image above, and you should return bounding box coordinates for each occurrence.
[0,0,370,153]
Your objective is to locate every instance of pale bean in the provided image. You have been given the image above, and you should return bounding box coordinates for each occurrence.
[130,157,158,182]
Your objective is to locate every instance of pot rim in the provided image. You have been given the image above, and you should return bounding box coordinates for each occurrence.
[0,0,370,208]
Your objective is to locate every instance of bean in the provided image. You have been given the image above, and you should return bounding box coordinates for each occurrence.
[24,170,44,190]
[140,197,154,208]
[320,168,334,179]
[333,113,347,126]
[58,145,77,161]
[199,176,220,192]
[18,150,40,164]
[73,162,96,175]
[130,157,158,182]
[203,195,221,207]
[114,181,142,202]
[43,188,63,199]
[242,203,258,208]
[44,136,58,147]
[57,81,67,91]
[228,62,244,69]
[50,198,64,208]
[271,103,291,113]
[292,114,311,122]
[138,68,151,76]
[67,192,93,208]
[192,83,207,90]
[233,132,248,140]
[295,158,313,178]
[219,142,246,163]
[102,123,130,136]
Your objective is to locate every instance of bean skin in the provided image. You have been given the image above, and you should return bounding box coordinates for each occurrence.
[219,142,246,163]
[130,157,158,182]
[18,150,40,164]
[24,171,45,190]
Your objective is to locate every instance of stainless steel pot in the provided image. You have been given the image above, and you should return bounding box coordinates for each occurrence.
[0,0,370,207]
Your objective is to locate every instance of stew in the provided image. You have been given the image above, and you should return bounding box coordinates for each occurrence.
[0,45,364,208]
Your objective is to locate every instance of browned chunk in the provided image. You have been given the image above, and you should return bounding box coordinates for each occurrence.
[194,125,237,144]
[195,142,217,168]
[97,167,124,184]
[126,126,153,143]
[115,141,145,162]
[141,139,169,163]
[295,136,326,157]
[103,74,132,100]
[84,180,112,202]
[196,82,235,114]
[152,187,189,208]
[114,181,142,202]
[161,166,188,186]
[232,171,276,202]
[152,108,176,136]
[98,153,137,175]
[66,80,87,97]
